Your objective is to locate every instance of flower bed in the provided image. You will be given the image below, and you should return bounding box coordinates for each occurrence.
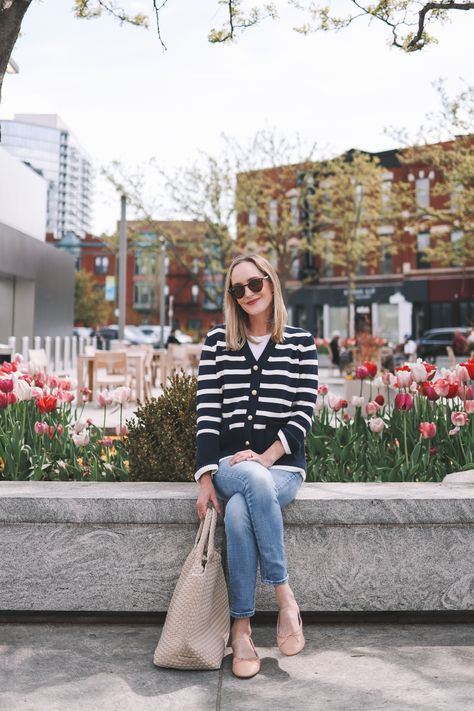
[0,357,129,481]
[306,358,474,482]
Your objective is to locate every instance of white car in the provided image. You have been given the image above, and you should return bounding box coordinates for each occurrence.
[139,325,192,344]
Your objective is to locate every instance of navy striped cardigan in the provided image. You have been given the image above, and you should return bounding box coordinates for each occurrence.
[194,324,318,481]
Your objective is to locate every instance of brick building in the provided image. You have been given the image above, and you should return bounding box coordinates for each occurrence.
[236,139,474,344]
[64,221,223,336]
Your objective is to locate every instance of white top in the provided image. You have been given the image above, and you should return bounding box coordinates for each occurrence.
[247,333,272,360]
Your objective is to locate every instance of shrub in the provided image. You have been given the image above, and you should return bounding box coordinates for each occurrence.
[127,371,197,481]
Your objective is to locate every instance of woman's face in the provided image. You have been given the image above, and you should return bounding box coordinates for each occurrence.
[230,260,274,323]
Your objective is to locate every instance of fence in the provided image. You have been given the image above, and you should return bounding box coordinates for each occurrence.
[6,335,97,374]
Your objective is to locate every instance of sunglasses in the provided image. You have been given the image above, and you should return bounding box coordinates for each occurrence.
[228,275,270,300]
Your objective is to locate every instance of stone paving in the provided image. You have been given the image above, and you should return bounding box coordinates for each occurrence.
[1,619,473,710]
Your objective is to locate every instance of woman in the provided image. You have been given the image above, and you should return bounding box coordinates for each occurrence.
[195,254,318,679]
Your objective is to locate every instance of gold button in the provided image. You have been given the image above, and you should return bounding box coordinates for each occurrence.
[247,415,253,421]
[251,389,257,396]
[252,365,258,371]
[245,440,250,446]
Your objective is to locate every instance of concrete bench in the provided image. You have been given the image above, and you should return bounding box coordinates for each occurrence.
[1,479,473,613]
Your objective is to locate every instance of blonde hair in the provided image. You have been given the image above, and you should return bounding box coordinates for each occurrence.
[224,253,288,350]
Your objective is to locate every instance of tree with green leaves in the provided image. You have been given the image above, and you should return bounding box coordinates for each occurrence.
[74,269,109,326]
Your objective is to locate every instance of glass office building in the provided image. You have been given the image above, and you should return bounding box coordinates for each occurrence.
[0,114,93,239]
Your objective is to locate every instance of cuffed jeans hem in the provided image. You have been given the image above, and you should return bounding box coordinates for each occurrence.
[230,609,255,619]
[260,575,289,585]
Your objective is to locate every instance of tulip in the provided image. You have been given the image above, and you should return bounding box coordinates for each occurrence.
[115,424,128,436]
[57,425,63,436]
[460,358,474,380]
[0,393,9,409]
[0,378,14,393]
[71,431,90,447]
[449,426,460,436]
[374,394,384,406]
[318,384,329,396]
[419,422,437,439]
[314,399,324,412]
[365,401,380,416]
[30,387,43,399]
[58,378,72,391]
[446,382,459,399]
[112,386,131,404]
[420,382,439,401]
[57,390,75,404]
[410,361,428,383]
[351,396,365,408]
[34,421,49,435]
[36,395,57,414]
[12,353,23,364]
[355,365,369,380]
[98,437,113,447]
[423,362,437,380]
[394,393,413,411]
[433,379,450,398]
[362,361,377,378]
[14,379,32,401]
[0,362,16,374]
[73,420,87,434]
[368,417,385,433]
[429,446,439,455]
[451,411,468,427]
[328,395,345,412]
[395,368,412,388]
[465,400,474,414]
[8,392,17,405]
[342,412,351,423]
[46,375,59,389]
[456,365,470,383]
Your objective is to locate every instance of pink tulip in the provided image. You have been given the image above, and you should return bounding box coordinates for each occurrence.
[451,411,468,427]
[58,378,72,391]
[365,401,380,416]
[355,365,369,380]
[318,384,329,396]
[71,431,90,447]
[433,379,450,398]
[421,382,439,401]
[34,421,49,435]
[30,387,43,399]
[57,390,75,403]
[351,396,365,408]
[419,422,437,439]
[47,375,59,389]
[410,362,428,383]
[112,386,131,404]
[368,417,385,433]
[97,437,113,447]
[115,424,128,436]
[396,370,412,388]
[394,393,413,411]
[73,420,86,434]
[462,385,473,401]
[14,379,32,401]
[96,390,112,407]
[456,365,470,383]
[449,426,460,436]
[465,400,474,414]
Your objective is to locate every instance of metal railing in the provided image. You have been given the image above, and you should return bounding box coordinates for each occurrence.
[7,335,98,374]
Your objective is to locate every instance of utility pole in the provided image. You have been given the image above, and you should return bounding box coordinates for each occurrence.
[118,195,127,341]
[159,236,166,349]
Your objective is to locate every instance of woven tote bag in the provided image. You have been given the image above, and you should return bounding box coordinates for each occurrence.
[153,507,230,670]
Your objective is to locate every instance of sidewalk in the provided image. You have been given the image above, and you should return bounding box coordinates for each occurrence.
[1,620,473,710]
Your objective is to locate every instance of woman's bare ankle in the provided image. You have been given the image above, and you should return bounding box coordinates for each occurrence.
[232,618,252,641]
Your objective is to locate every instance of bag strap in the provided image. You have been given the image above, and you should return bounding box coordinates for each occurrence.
[194,508,217,567]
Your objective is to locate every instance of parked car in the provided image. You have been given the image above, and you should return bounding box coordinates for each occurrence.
[417,327,469,361]
[95,325,157,350]
[73,327,95,340]
[138,325,192,345]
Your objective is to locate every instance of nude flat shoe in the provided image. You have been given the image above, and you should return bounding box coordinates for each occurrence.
[276,606,305,656]
[231,636,261,678]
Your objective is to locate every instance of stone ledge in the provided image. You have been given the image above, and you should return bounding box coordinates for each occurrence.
[1,481,474,612]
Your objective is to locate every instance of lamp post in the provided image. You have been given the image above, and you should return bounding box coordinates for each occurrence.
[159,236,166,349]
[118,194,127,341]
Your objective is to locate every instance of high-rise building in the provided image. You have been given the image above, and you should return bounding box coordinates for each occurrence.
[0,114,93,239]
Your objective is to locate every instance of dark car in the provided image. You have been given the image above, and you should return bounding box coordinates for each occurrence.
[417,327,469,361]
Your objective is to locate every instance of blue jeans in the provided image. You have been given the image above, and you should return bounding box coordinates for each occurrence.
[213,457,303,619]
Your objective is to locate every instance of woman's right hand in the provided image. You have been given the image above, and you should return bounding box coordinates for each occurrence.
[196,473,222,521]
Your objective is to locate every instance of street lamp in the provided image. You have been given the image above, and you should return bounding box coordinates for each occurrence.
[159,235,166,349]
[118,194,127,341]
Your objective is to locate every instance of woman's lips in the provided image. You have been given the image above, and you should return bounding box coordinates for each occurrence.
[245,298,259,306]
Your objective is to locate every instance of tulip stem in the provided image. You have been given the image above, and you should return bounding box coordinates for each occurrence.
[403,413,409,469]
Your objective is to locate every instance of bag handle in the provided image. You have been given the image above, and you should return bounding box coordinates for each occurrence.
[193,508,217,569]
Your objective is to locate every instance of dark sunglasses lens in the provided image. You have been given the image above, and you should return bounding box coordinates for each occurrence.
[248,277,264,293]
[232,284,245,299]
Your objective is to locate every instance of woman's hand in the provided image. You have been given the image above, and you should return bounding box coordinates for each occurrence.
[196,473,222,521]
[229,449,272,467]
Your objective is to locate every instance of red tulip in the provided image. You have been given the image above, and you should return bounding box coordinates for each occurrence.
[446,382,459,399]
[460,358,474,379]
[7,392,17,405]
[394,393,413,411]
[355,365,369,379]
[36,395,57,414]
[421,382,439,401]
[423,362,437,381]
[0,362,17,374]
[374,394,384,406]
[419,422,437,439]
[362,361,378,378]
[0,393,8,409]
[0,378,14,393]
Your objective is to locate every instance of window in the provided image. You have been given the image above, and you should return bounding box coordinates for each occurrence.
[450,184,464,213]
[133,283,156,310]
[191,284,199,304]
[416,232,430,269]
[415,178,430,208]
[94,256,109,275]
[134,252,156,276]
[290,195,299,226]
[381,179,392,207]
[381,250,392,274]
[269,199,278,229]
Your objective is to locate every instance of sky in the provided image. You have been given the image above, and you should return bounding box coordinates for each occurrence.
[1,0,473,235]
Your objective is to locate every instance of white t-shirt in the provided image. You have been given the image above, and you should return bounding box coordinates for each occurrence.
[247,333,271,360]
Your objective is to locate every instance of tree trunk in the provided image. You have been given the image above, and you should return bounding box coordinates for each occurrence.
[0,0,32,104]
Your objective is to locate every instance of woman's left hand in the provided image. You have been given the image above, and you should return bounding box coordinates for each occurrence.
[229,449,271,467]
